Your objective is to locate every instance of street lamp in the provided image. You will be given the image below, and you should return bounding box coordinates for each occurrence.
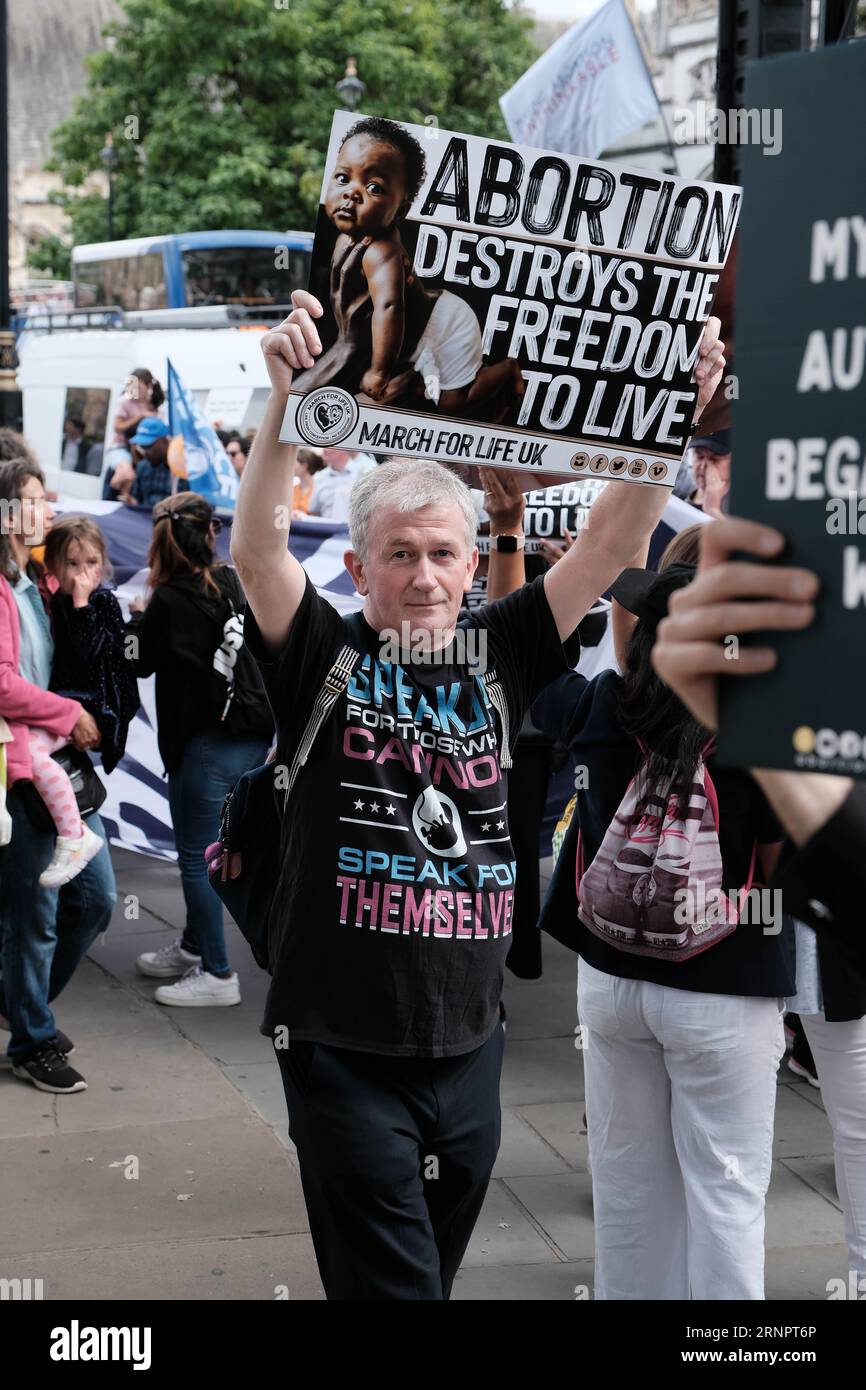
[99,133,119,240]
[336,56,366,111]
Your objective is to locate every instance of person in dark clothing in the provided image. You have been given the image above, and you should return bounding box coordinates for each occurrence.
[772,783,865,957]
[229,288,726,1301]
[127,417,173,509]
[126,493,273,1006]
[533,560,790,1301]
[44,516,139,775]
[467,468,557,981]
[777,781,866,1282]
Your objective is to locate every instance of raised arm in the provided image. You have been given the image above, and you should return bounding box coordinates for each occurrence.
[611,540,650,672]
[543,316,725,642]
[479,468,526,601]
[230,291,324,654]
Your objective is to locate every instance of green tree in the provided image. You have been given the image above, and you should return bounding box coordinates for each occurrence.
[28,0,536,277]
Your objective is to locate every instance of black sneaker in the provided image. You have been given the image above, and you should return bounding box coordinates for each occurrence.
[788,1030,820,1089]
[12,1042,87,1094]
[50,1028,75,1057]
[1,1018,74,1057]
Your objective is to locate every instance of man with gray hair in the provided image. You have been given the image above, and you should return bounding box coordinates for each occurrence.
[231,290,725,1300]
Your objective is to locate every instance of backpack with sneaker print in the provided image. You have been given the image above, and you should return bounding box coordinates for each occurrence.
[576,742,756,963]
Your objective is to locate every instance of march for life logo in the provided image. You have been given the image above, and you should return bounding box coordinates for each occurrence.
[335,653,516,942]
[281,106,740,485]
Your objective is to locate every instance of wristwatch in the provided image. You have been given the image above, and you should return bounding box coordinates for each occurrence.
[492,533,525,553]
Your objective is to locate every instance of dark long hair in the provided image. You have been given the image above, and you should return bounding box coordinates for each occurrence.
[129,367,165,410]
[0,457,46,583]
[616,569,711,816]
[147,492,222,598]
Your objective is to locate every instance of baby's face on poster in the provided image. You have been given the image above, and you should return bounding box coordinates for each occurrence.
[325,134,408,238]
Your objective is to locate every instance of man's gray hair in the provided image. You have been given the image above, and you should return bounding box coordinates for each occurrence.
[348,458,478,561]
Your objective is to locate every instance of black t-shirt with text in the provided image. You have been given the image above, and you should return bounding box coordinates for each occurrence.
[245,574,579,1056]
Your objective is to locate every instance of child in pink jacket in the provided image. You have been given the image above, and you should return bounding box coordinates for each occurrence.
[0,574,95,875]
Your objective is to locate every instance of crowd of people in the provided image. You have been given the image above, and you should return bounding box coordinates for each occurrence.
[0,286,863,1303]
[93,368,260,503]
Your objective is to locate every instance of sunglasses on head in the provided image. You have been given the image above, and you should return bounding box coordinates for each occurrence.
[153,510,221,532]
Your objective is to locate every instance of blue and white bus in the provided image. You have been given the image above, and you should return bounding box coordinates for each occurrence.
[72,229,313,311]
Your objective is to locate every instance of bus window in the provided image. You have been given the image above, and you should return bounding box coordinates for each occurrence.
[75,252,168,310]
[60,388,110,475]
[182,245,309,306]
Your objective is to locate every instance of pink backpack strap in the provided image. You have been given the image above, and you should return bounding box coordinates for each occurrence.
[702,763,721,833]
[578,748,647,894]
[705,757,758,912]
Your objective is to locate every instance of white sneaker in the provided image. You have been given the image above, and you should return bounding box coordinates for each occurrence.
[154,965,241,1008]
[38,824,103,889]
[136,938,201,978]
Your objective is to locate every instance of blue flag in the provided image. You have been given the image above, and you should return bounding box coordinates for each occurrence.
[167,359,240,509]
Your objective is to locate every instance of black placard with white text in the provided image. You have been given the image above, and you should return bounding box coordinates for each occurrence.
[717,41,866,778]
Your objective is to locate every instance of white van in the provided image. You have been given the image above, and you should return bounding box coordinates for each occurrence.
[16,307,274,500]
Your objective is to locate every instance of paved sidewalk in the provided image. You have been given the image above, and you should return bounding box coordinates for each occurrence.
[0,848,849,1301]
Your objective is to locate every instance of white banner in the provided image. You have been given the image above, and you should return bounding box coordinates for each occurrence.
[500,0,660,159]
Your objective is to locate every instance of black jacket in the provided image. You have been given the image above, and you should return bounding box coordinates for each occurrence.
[125,567,272,773]
[773,784,866,1022]
[49,586,140,774]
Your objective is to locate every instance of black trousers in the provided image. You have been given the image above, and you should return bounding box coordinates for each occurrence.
[274,1023,505,1300]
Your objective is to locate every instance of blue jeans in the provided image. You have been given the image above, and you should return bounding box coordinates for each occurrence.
[0,791,117,1063]
[167,732,269,976]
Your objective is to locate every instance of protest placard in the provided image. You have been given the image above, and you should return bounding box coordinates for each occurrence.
[280,110,741,487]
[717,40,866,779]
[519,479,607,536]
